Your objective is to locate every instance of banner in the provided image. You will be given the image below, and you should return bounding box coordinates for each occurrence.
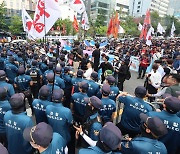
[81,11,90,30]
[70,0,86,14]
[130,56,140,72]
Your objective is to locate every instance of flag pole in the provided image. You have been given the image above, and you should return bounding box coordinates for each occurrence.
[44,0,47,46]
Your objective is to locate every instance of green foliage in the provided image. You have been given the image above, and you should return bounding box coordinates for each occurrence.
[0,2,6,29]
[8,16,23,35]
[151,11,161,30]
[95,8,106,27]
[96,26,107,36]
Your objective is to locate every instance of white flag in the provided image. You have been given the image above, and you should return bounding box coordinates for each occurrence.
[22,8,33,32]
[70,0,86,14]
[157,23,165,35]
[170,22,176,37]
[138,23,143,31]
[81,11,90,30]
[29,0,61,39]
[118,25,125,34]
[146,26,154,46]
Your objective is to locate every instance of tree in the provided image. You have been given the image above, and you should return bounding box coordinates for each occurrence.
[8,16,23,35]
[96,26,107,36]
[95,8,107,27]
[151,11,161,30]
[0,2,6,29]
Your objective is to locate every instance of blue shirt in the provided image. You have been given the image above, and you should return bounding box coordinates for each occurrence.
[72,92,88,116]
[46,103,73,144]
[0,100,11,134]
[79,146,107,154]
[119,96,152,133]
[62,74,72,90]
[121,137,167,154]
[87,80,100,97]
[43,69,54,84]
[55,75,65,89]
[46,84,60,101]
[148,110,180,154]
[32,99,53,124]
[39,62,48,73]
[5,63,18,83]
[41,133,66,154]
[99,97,116,122]
[109,86,119,101]
[71,77,83,93]
[0,81,15,100]
[14,74,32,91]
[4,111,34,154]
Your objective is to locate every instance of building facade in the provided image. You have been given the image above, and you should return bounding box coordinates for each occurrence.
[167,0,180,19]
[129,0,170,17]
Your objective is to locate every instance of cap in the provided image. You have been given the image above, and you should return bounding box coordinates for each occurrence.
[135,86,147,98]
[46,73,54,82]
[91,72,98,80]
[106,76,116,85]
[0,143,8,154]
[32,60,37,66]
[39,85,50,97]
[0,70,6,79]
[102,84,110,96]
[84,96,102,109]
[52,89,64,102]
[55,66,62,73]
[23,122,53,148]
[64,67,70,73]
[18,66,25,75]
[77,69,84,77]
[10,93,25,109]
[100,122,122,150]
[79,81,89,91]
[164,97,180,113]
[140,113,168,137]
[0,87,7,100]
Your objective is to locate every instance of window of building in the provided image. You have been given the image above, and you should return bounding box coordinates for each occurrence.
[137,6,140,9]
[10,2,13,8]
[137,10,140,12]
[138,1,141,4]
[98,2,109,9]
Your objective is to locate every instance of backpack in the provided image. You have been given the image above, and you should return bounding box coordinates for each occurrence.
[30,69,38,83]
[125,68,131,80]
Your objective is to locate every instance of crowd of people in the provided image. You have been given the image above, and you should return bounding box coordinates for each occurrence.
[0,37,179,154]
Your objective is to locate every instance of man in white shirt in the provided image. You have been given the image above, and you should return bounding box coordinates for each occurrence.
[154,60,165,78]
[84,61,93,80]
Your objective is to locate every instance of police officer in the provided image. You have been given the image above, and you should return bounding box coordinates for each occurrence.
[0,87,11,146]
[46,89,73,146]
[120,113,168,154]
[16,52,24,66]
[4,93,34,154]
[0,70,15,100]
[0,53,8,70]
[148,97,180,154]
[79,122,122,154]
[62,66,73,108]
[43,62,54,85]
[23,122,66,154]
[99,84,116,123]
[5,56,18,84]
[71,69,84,93]
[71,81,89,123]
[39,57,48,74]
[46,73,60,101]
[105,75,119,101]
[14,66,33,107]
[26,60,42,99]
[32,85,52,124]
[117,86,153,137]
[54,66,65,89]
[86,72,100,97]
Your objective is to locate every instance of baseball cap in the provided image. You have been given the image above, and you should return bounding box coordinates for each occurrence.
[18,66,25,75]
[84,96,102,109]
[0,87,7,100]
[77,69,84,77]
[52,89,64,102]
[55,66,62,73]
[39,85,50,97]
[100,122,122,150]
[140,113,168,138]
[106,76,116,85]
[10,93,25,109]
[91,72,98,80]
[79,81,89,91]
[23,122,53,148]
[134,86,147,98]
[46,73,54,82]
[164,97,180,113]
[0,143,8,154]
[102,84,110,96]
[0,70,6,79]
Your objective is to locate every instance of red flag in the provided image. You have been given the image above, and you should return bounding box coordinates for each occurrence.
[140,10,151,40]
[113,12,120,38]
[73,15,79,32]
[107,18,113,36]
[74,0,81,4]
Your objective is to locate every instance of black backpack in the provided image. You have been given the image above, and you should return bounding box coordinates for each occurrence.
[30,68,38,83]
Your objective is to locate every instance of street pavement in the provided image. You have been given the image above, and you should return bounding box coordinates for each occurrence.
[124,70,145,95]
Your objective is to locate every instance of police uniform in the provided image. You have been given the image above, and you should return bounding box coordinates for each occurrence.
[79,146,105,154]
[55,75,65,89]
[87,80,100,97]
[71,77,83,93]
[39,61,48,74]
[43,69,54,85]
[148,97,180,154]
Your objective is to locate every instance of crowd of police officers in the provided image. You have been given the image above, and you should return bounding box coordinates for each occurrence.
[0,39,179,154]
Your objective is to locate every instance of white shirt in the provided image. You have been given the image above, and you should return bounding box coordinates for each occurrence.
[153,52,161,61]
[84,68,93,80]
[157,65,165,78]
[149,71,162,89]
